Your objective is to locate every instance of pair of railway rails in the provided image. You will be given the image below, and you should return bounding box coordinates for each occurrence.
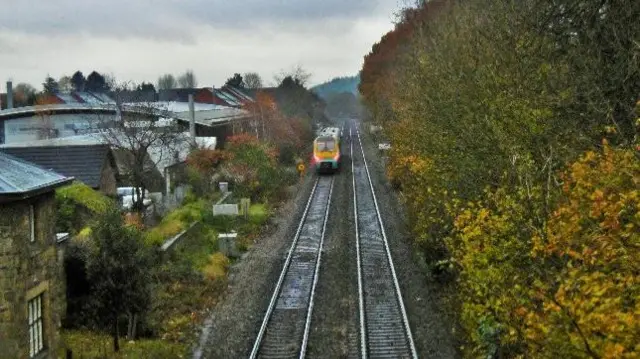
[249,121,417,359]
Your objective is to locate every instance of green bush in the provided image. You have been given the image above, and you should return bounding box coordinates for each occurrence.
[248,204,270,225]
[55,182,114,233]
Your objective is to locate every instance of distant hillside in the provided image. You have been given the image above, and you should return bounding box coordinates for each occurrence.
[312,75,360,99]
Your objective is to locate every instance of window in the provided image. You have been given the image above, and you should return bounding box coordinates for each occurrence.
[29,205,35,243]
[316,139,335,152]
[28,294,44,358]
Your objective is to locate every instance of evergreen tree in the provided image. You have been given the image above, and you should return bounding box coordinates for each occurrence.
[86,207,153,351]
[42,76,59,94]
[86,71,107,92]
[71,71,86,91]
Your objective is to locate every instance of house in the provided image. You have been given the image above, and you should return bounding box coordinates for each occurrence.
[0,144,119,196]
[0,152,73,358]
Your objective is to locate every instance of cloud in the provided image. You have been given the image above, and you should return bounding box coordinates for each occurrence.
[0,0,386,42]
[0,0,402,88]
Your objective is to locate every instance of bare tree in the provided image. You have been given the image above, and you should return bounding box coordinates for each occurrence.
[93,83,189,213]
[157,74,177,90]
[13,83,37,106]
[177,70,197,88]
[104,72,117,91]
[274,65,312,88]
[243,72,263,89]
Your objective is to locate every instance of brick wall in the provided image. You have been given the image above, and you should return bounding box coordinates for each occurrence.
[0,192,66,359]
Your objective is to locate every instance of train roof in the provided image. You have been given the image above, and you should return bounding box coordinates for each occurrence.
[318,127,341,136]
[315,134,338,142]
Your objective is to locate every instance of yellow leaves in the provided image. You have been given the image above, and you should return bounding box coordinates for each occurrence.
[447,145,640,358]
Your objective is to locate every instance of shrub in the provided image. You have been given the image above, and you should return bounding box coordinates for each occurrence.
[448,144,640,357]
[55,182,114,233]
[202,252,230,281]
[248,204,270,225]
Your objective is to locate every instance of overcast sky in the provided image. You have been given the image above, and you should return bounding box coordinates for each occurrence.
[0,0,407,90]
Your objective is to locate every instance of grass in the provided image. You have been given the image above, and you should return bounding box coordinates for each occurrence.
[202,252,230,280]
[170,226,218,270]
[59,330,185,358]
[145,200,211,246]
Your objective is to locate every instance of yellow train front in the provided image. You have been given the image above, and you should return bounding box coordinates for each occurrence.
[312,127,342,174]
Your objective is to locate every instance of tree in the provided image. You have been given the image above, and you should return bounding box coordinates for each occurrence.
[225,73,243,88]
[157,74,177,90]
[86,71,107,92]
[12,83,36,107]
[71,71,86,91]
[275,65,311,88]
[86,206,153,352]
[42,76,59,94]
[104,73,116,92]
[136,82,156,92]
[177,70,197,88]
[35,93,58,139]
[95,85,188,213]
[58,76,72,92]
[243,72,263,89]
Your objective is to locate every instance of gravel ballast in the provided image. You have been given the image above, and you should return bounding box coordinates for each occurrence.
[355,121,460,358]
[195,120,459,358]
[305,137,360,358]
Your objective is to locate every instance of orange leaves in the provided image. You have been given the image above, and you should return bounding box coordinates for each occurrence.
[227,133,260,147]
[186,149,227,173]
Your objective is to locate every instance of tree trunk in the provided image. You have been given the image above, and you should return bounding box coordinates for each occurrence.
[127,312,138,339]
[113,316,120,352]
[127,312,133,339]
[132,313,138,339]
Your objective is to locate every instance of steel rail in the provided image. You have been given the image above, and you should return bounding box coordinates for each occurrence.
[249,175,334,359]
[353,121,418,359]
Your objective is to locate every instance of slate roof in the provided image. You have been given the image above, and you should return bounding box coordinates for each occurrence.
[0,152,73,202]
[0,145,112,189]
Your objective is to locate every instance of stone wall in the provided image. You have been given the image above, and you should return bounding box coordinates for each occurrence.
[0,192,65,359]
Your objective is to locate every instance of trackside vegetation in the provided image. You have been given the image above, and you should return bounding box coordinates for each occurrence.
[360,0,640,357]
[57,104,311,357]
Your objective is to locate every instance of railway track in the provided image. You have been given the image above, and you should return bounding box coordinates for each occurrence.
[351,123,418,359]
[250,176,334,359]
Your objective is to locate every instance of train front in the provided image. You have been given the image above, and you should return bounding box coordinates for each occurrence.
[312,135,340,173]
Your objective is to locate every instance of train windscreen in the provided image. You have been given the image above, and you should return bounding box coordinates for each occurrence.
[316,138,335,151]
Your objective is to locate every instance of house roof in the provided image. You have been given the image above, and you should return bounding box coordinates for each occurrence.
[0,144,113,189]
[0,152,73,202]
[54,91,115,105]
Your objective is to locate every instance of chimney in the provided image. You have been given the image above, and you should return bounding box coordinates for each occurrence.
[188,94,196,146]
[6,81,13,109]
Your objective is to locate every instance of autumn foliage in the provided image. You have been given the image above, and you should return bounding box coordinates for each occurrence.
[360,0,640,357]
[242,90,311,161]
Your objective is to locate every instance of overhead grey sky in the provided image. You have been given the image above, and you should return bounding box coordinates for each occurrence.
[0,0,407,90]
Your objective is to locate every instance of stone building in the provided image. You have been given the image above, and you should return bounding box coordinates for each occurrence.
[0,152,73,359]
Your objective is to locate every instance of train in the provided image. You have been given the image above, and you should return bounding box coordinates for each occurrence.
[312,126,343,173]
